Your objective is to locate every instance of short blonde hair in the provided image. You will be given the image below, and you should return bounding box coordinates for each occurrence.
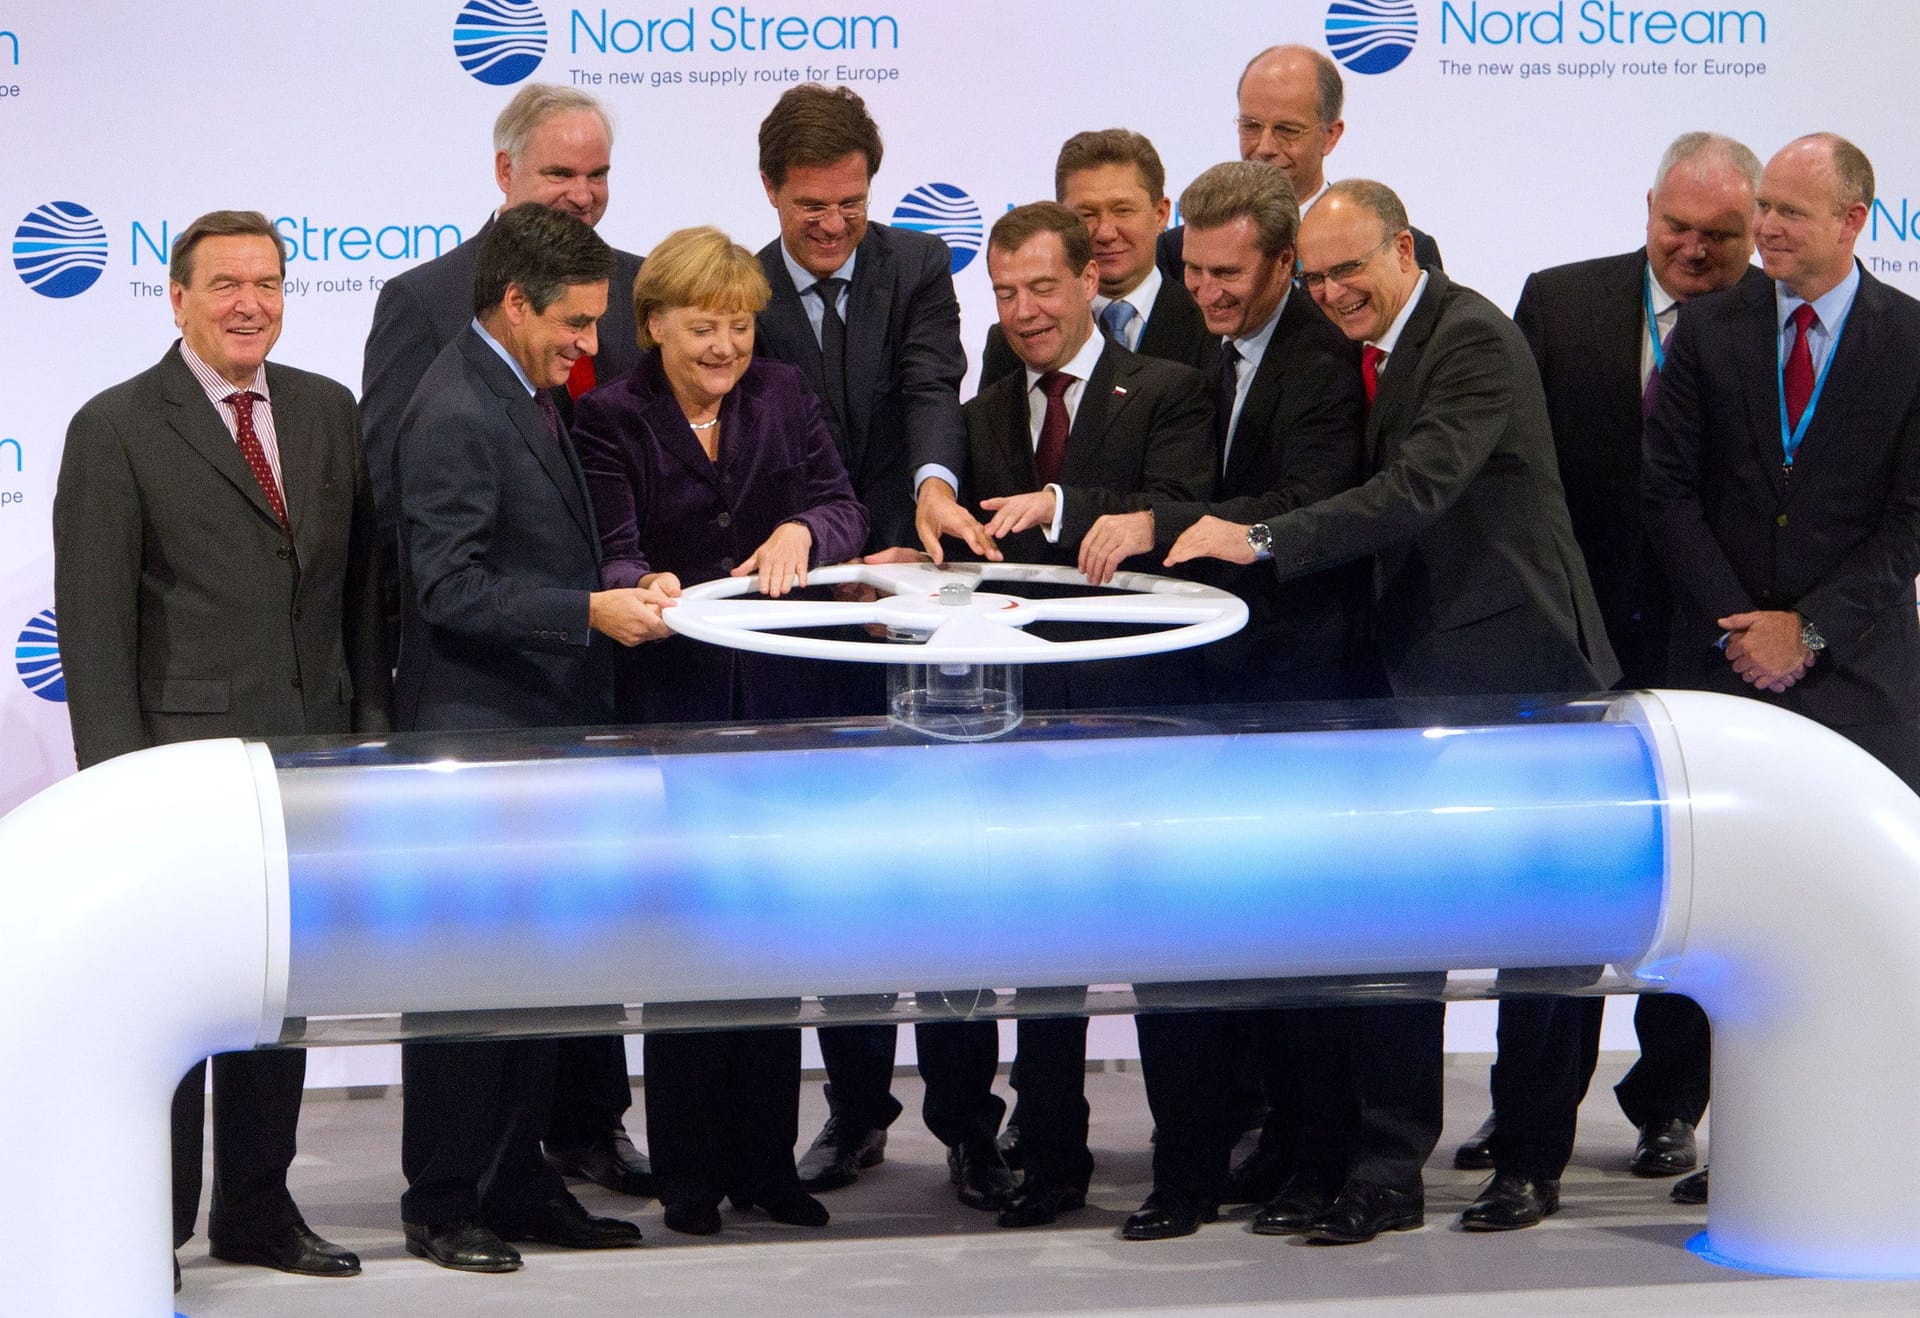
[633,226,771,349]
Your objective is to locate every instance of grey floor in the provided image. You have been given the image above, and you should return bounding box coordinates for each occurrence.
[174,1054,1920,1317]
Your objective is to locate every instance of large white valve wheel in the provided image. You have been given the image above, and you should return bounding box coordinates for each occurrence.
[664,561,1248,665]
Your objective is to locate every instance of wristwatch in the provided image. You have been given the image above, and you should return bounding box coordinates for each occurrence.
[1800,618,1827,654]
[1244,522,1273,560]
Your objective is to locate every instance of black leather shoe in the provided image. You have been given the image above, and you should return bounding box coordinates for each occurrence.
[497,1194,643,1249]
[730,1185,829,1227]
[1460,1173,1560,1231]
[1220,1143,1289,1205]
[662,1201,723,1236]
[1628,1118,1698,1177]
[1304,1179,1425,1244]
[995,1175,1087,1228]
[404,1219,523,1273]
[1251,1168,1345,1236]
[948,1137,1018,1211]
[996,1122,1024,1172]
[1121,1189,1217,1241]
[1671,1167,1709,1205]
[545,1128,657,1197]
[796,1116,887,1191]
[1453,1113,1497,1170]
[209,1222,361,1277]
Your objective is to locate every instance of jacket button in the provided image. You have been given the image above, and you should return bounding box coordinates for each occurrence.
[292,607,302,622]
[290,675,302,689]
[276,545,292,560]
[1776,513,1789,527]
[558,631,569,641]
[717,511,732,528]
[720,556,735,571]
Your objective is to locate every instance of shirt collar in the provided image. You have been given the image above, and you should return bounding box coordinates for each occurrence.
[178,340,269,403]
[1228,287,1289,371]
[1371,270,1430,356]
[1094,263,1162,323]
[1647,264,1682,317]
[781,241,858,296]
[1023,322,1109,392]
[1777,260,1861,336]
[471,317,537,396]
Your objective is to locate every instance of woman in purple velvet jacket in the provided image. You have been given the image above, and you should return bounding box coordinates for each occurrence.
[572,226,868,1236]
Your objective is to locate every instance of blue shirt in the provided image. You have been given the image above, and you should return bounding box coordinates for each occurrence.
[471,317,536,397]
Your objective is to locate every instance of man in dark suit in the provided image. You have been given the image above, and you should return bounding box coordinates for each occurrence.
[980,129,1210,388]
[1646,129,1920,1194]
[1173,179,1617,1244]
[55,209,389,1290]
[750,82,1001,1196]
[1156,46,1442,283]
[393,204,670,1272]
[1075,161,1367,1241]
[359,81,651,1200]
[1453,133,1765,1219]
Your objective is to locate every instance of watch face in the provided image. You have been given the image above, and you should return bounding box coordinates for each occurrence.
[1246,523,1272,554]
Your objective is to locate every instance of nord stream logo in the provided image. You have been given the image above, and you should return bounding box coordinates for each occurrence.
[13,202,108,299]
[891,184,983,275]
[15,609,63,703]
[1327,0,1419,74]
[454,0,548,85]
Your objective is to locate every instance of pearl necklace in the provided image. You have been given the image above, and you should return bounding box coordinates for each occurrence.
[688,416,720,432]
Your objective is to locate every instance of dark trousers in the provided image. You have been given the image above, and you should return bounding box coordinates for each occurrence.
[1488,995,1606,1179]
[1343,1001,1444,1189]
[817,1022,905,1132]
[1009,1003,1092,1187]
[401,1038,564,1227]
[545,1034,635,1150]
[644,1027,803,1208]
[1615,993,1712,1127]
[914,1018,1005,1146]
[1137,1010,1247,1201]
[171,1050,305,1248]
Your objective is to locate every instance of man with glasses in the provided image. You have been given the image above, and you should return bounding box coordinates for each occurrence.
[1168,179,1615,1244]
[1156,46,1442,283]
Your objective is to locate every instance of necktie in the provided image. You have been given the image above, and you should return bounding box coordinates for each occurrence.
[1784,302,1818,433]
[1211,340,1241,458]
[1034,370,1075,486]
[1641,317,1675,421]
[534,387,563,445]
[1101,299,1138,350]
[812,277,850,431]
[1361,344,1386,409]
[567,354,596,400]
[224,390,286,527]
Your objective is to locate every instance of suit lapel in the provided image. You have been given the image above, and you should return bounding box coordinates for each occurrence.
[465,333,596,548]
[1606,253,1651,436]
[844,229,892,463]
[1366,272,1446,466]
[157,347,283,530]
[637,358,727,494]
[266,365,333,565]
[1786,265,1878,480]
[1728,278,1790,499]
[1000,370,1038,490]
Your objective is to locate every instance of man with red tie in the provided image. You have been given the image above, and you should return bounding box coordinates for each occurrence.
[359,81,650,1202]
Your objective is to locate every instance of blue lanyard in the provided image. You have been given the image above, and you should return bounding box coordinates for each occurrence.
[1642,269,1669,374]
[1777,300,1851,467]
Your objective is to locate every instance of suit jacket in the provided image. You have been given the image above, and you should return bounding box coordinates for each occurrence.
[1156,221,1443,285]
[394,327,614,732]
[1262,269,1619,697]
[54,345,391,768]
[361,217,643,543]
[978,272,1213,389]
[1517,253,1774,688]
[754,222,967,551]
[1643,262,1920,733]
[1151,292,1370,701]
[572,351,869,724]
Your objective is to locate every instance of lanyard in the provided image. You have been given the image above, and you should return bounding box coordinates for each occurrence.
[1642,269,1670,374]
[1777,300,1852,467]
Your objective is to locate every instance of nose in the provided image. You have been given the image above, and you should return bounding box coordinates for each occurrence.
[1250,128,1284,163]
[816,208,847,238]
[576,323,599,358]
[1089,211,1118,243]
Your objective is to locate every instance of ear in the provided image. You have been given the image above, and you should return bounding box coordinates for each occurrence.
[1841,200,1869,241]
[761,172,780,208]
[1080,260,1100,300]
[494,150,515,199]
[1321,118,1345,158]
[168,281,187,329]
[1153,196,1172,230]
[501,282,531,325]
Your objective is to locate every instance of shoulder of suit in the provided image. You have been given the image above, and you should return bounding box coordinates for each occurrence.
[1523,248,1645,296]
[737,354,810,400]
[964,363,1027,416]
[1109,343,1204,394]
[864,221,948,272]
[384,229,484,295]
[263,359,355,406]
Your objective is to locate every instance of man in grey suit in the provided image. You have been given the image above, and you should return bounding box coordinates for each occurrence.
[359,80,652,1199]
[55,209,389,1291]
[1170,179,1616,1244]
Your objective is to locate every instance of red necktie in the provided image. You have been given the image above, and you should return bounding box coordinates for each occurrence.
[567,354,596,400]
[224,390,286,527]
[1784,303,1817,431]
[1033,370,1074,486]
[1361,344,1385,409]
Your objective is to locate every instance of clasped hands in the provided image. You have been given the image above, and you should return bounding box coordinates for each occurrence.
[1719,609,1818,693]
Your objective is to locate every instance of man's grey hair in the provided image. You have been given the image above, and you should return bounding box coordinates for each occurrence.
[492,84,614,160]
[1654,131,1762,195]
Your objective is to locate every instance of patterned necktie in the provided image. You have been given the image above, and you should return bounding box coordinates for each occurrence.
[1784,302,1818,433]
[534,387,563,445]
[1033,370,1075,486]
[567,354,596,400]
[1211,340,1241,457]
[1641,316,1675,421]
[1101,299,1138,350]
[1361,344,1386,409]
[812,277,850,430]
[224,390,286,527]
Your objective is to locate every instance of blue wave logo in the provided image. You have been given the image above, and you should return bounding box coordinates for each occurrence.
[453,0,547,85]
[13,202,107,299]
[1327,0,1419,74]
[891,183,984,275]
[15,609,64,703]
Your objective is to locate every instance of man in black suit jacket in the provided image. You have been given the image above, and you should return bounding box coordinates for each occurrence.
[1175,179,1617,1245]
[980,129,1210,388]
[55,210,389,1288]
[393,205,669,1273]
[359,82,650,1199]
[1458,134,1765,1213]
[1155,46,1442,284]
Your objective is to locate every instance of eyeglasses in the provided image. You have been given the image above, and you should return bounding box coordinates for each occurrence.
[1298,234,1401,292]
[790,198,869,222]
[1234,116,1323,146]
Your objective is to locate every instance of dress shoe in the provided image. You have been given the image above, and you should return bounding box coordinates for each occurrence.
[995,1175,1087,1229]
[496,1194,643,1249]
[1628,1118,1698,1177]
[996,1122,1024,1172]
[1220,1143,1289,1206]
[1303,1179,1425,1244]
[1459,1173,1560,1231]
[947,1137,1017,1211]
[209,1222,361,1277]
[545,1127,657,1197]
[1121,1189,1217,1241]
[1250,1168,1346,1236]
[1671,1167,1709,1205]
[403,1219,523,1273]
[662,1201,723,1236]
[796,1115,887,1191]
[1453,1113,1497,1170]
[730,1185,830,1227]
